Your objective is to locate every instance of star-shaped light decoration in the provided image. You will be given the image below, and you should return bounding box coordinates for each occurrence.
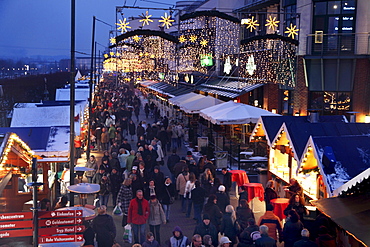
[116,18,131,33]
[246,16,259,32]
[133,35,141,42]
[189,35,197,43]
[223,56,232,75]
[104,54,109,58]
[200,39,208,47]
[110,37,116,45]
[110,52,115,56]
[265,16,280,31]
[179,35,187,43]
[159,12,174,29]
[116,52,120,57]
[139,11,153,27]
[246,55,256,75]
[285,23,299,39]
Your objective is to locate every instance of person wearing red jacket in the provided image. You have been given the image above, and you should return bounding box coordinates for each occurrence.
[128,190,150,244]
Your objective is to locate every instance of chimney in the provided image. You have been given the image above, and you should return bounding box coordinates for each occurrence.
[308,110,319,123]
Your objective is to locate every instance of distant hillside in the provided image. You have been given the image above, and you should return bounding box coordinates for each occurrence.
[0,72,70,103]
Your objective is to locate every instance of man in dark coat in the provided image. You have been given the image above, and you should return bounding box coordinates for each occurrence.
[221,168,232,192]
[193,214,218,246]
[167,150,180,177]
[93,205,116,247]
[216,185,230,214]
[255,225,277,247]
[294,229,318,247]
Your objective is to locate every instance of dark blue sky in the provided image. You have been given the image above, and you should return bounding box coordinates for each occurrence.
[0,0,177,59]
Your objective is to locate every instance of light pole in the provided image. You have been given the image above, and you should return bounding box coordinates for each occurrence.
[69,0,76,206]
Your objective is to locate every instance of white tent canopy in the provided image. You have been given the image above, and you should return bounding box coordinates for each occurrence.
[168,92,205,106]
[180,96,224,114]
[200,101,279,124]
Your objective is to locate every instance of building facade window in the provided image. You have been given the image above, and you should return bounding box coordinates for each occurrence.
[312,0,356,54]
[309,91,351,114]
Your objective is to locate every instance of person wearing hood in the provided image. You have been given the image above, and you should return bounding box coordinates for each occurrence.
[128,190,150,244]
[92,205,116,247]
[167,226,191,247]
[193,214,218,247]
[203,194,223,231]
[148,195,166,244]
[142,232,161,247]
[216,185,230,214]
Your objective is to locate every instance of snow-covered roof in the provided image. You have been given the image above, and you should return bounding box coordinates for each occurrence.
[55,88,90,101]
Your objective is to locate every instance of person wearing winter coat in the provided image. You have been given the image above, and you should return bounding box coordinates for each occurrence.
[203,194,223,231]
[184,173,196,218]
[128,190,150,244]
[118,148,130,170]
[193,214,218,247]
[221,205,240,246]
[216,185,230,214]
[258,204,282,242]
[98,175,111,206]
[144,179,159,201]
[167,226,191,247]
[294,229,318,247]
[255,225,277,247]
[236,199,254,231]
[142,232,161,247]
[129,120,136,141]
[283,194,309,226]
[162,177,176,222]
[85,155,98,183]
[191,181,206,224]
[116,177,133,227]
[176,168,190,213]
[283,210,304,247]
[110,167,123,207]
[93,205,116,247]
[264,180,278,206]
[148,195,166,244]
[237,218,259,247]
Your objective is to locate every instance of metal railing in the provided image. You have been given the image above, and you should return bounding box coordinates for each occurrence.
[306,33,370,56]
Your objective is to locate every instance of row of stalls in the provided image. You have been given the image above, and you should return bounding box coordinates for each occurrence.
[250,114,370,246]
[0,78,91,212]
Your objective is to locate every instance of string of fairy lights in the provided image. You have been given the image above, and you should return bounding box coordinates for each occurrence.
[104,10,299,87]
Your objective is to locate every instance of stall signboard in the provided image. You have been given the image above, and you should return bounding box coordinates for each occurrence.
[38,210,83,219]
[39,217,83,227]
[39,234,84,244]
[39,225,85,236]
[0,212,32,221]
[0,220,33,230]
[0,229,33,238]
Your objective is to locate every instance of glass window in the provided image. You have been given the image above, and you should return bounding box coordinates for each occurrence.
[314,2,327,15]
[328,1,341,14]
[342,0,356,14]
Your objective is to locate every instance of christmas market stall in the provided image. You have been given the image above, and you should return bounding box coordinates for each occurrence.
[0,132,47,212]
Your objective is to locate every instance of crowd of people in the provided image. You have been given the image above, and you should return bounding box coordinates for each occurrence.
[63,79,337,247]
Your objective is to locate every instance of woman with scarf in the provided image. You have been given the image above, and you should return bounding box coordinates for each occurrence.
[128,190,150,244]
[148,195,166,244]
[161,176,176,223]
[144,179,158,200]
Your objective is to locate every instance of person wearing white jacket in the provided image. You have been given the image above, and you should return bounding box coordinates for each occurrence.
[184,172,196,218]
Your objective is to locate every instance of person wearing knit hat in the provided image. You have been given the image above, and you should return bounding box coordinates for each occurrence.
[194,214,218,247]
[218,185,225,192]
[169,226,191,247]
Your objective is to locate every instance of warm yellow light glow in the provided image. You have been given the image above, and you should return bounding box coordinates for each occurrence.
[285,23,299,39]
[179,35,187,43]
[133,35,141,42]
[265,16,280,31]
[246,16,259,32]
[189,35,197,43]
[139,11,153,26]
[159,12,174,29]
[200,39,208,47]
[110,37,116,45]
[365,115,370,123]
[116,18,131,33]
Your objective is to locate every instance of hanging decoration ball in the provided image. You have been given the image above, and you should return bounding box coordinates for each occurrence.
[159,12,175,29]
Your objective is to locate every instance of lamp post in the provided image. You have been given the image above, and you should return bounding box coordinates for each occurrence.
[69,0,76,206]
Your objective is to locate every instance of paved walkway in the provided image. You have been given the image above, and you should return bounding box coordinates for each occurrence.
[74,101,268,246]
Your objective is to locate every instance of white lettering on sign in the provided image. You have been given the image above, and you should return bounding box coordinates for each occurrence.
[0,215,24,220]
[0,232,10,238]
[0,224,15,228]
